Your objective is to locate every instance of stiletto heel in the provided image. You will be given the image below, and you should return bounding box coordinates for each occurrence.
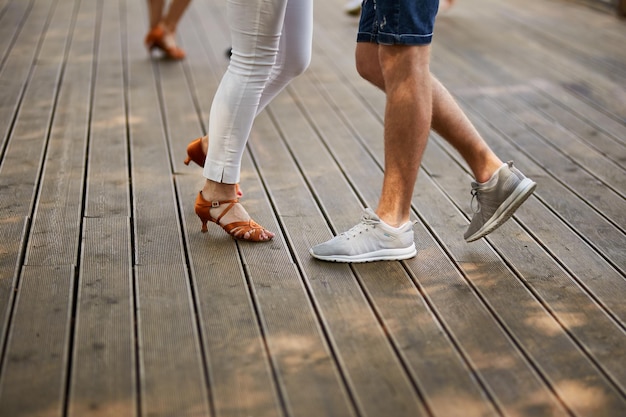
[194,192,273,241]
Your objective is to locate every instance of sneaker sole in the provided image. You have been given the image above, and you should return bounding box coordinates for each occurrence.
[310,244,417,263]
[465,178,537,242]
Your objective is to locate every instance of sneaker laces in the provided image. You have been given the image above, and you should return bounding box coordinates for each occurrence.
[470,161,513,214]
[470,184,481,213]
[341,212,378,239]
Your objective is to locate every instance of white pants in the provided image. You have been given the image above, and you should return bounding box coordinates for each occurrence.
[204,0,313,184]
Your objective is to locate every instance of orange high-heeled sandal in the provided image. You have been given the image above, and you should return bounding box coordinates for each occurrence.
[194,192,273,242]
[184,137,243,197]
[144,25,186,60]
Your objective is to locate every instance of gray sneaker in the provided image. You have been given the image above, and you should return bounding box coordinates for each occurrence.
[464,161,536,242]
[310,208,417,263]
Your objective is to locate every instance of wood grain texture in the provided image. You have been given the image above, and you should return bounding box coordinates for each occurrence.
[0,0,624,416]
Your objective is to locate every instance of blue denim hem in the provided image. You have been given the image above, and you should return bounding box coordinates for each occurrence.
[357,32,433,46]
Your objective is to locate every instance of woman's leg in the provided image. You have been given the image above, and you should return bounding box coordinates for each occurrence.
[147,0,165,29]
[200,0,295,240]
[162,0,192,33]
[257,0,313,111]
[198,0,312,152]
[204,0,289,185]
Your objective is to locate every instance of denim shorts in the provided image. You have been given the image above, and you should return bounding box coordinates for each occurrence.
[357,0,439,45]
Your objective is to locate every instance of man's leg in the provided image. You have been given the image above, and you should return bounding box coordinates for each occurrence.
[356,42,502,183]
[310,0,536,261]
[307,43,429,262]
[356,42,536,244]
[375,44,432,227]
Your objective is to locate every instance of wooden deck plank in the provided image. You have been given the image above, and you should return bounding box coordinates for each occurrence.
[0,0,46,152]
[157,56,204,174]
[0,0,73,220]
[0,3,97,417]
[506,193,626,324]
[68,217,136,417]
[497,0,626,71]
[152,14,273,413]
[84,0,130,218]
[515,87,626,168]
[488,92,626,197]
[135,263,210,417]
[0,217,27,347]
[0,0,31,72]
[0,0,74,371]
[431,10,626,142]
[25,0,95,266]
[0,265,74,417]
[222,151,359,416]
[533,80,626,148]
[433,10,626,133]
[437,6,626,123]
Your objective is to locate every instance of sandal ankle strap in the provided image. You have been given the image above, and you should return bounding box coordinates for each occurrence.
[209,199,239,224]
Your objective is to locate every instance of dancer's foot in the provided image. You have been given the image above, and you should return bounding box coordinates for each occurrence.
[195,192,274,241]
[144,23,186,60]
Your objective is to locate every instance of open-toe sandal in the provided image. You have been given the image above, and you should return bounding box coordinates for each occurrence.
[194,192,273,242]
[144,25,186,60]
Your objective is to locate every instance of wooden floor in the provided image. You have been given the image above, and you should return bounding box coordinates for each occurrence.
[0,0,625,416]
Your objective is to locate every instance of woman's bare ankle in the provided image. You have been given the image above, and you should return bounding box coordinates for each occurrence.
[201,180,239,202]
